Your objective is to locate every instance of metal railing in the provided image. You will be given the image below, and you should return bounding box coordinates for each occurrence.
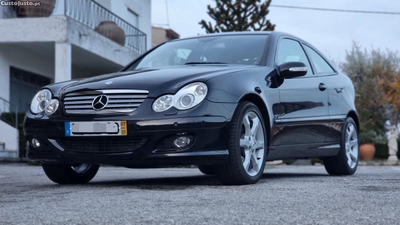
[0,97,18,130]
[65,0,147,54]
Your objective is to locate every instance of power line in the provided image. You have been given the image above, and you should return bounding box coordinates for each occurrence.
[165,0,170,26]
[270,4,400,15]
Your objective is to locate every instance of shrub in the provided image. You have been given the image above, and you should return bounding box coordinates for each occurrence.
[372,140,400,159]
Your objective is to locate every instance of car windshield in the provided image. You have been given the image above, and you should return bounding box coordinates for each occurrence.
[127,35,269,70]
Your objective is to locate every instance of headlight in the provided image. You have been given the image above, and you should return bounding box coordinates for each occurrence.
[45,99,60,116]
[30,89,59,116]
[152,95,173,112]
[152,82,208,112]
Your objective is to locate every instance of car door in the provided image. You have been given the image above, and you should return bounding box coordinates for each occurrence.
[303,44,347,144]
[273,38,329,145]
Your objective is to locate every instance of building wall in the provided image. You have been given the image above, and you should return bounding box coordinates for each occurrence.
[152,27,167,47]
[0,45,54,102]
[95,0,111,11]
[0,51,9,102]
[0,121,18,151]
[0,0,17,18]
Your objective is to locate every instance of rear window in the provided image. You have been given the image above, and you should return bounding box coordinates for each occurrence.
[304,45,335,74]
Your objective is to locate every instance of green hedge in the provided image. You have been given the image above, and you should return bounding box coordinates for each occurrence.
[373,140,400,159]
[1,112,26,158]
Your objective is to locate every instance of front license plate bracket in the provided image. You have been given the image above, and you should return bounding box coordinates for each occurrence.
[65,121,127,136]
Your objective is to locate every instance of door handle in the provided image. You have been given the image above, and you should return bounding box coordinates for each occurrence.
[319,83,327,91]
[335,87,344,93]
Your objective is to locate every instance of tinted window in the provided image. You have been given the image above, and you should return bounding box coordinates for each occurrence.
[276,39,312,75]
[304,45,335,74]
[128,35,268,70]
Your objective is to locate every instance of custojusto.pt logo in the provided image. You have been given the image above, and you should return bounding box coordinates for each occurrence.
[1,1,41,7]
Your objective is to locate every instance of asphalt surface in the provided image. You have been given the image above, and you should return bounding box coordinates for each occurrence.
[0,163,399,225]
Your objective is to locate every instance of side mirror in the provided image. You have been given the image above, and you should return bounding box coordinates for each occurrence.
[277,62,308,79]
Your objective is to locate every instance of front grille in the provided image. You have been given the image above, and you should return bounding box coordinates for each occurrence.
[63,89,149,114]
[57,137,147,153]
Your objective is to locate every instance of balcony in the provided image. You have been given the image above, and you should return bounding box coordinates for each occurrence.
[1,0,147,54]
[63,0,147,54]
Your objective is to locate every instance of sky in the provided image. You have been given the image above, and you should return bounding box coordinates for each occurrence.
[151,0,400,65]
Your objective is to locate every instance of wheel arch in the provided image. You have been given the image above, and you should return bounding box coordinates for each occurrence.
[239,93,272,144]
[347,110,360,132]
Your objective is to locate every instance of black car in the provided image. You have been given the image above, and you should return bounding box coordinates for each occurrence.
[24,32,359,185]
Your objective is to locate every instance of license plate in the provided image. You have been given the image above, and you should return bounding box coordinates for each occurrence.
[65,121,127,136]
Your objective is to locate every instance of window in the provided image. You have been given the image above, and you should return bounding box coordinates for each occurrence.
[304,45,335,74]
[127,8,139,28]
[276,39,312,75]
[128,35,268,70]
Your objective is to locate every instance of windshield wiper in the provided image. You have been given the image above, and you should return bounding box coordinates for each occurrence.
[185,62,227,65]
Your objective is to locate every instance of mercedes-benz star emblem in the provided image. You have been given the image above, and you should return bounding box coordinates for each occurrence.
[92,95,109,110]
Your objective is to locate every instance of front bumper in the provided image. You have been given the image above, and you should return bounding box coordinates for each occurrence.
[24,102,235,167]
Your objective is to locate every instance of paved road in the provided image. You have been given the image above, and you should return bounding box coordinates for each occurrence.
[0,163,399,224]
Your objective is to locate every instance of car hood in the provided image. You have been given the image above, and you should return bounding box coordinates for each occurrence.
[50,65,257,98]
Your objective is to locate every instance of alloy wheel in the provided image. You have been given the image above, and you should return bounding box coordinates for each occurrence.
[345,124,358,169]
[239,111,265,176]
[71,164,92,174]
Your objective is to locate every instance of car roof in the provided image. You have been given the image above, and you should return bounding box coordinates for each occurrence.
[170,31,295,41]
[169,31,313,47]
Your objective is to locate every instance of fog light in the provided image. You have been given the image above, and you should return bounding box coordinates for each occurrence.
[31,138,40,148]
[173,136,191,148]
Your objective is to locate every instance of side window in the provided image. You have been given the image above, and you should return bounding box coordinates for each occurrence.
[304,45,335,74]
[276,39,312,75]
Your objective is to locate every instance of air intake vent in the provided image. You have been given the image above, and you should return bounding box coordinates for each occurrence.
[57,137,147,153]
[63,89,149,114]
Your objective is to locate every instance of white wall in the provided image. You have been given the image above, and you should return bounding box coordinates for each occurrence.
[51,0,65,16]
[0,51,10,102]
[0,121,18,152]
[134,0,152,50]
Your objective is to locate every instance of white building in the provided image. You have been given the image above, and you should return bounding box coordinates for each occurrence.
[152,26,180,47]
[0,0,151,159]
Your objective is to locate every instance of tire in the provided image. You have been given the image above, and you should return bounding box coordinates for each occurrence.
[42,164,100,184]
[198,165,215,175]
[323,117,359,175]
[214,101,267,185]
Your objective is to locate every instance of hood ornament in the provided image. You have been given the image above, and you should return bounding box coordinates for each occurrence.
[105,81,113,85]
[92,95,109,110]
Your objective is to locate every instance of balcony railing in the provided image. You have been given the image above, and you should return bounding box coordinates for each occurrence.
[65,0,147,54]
